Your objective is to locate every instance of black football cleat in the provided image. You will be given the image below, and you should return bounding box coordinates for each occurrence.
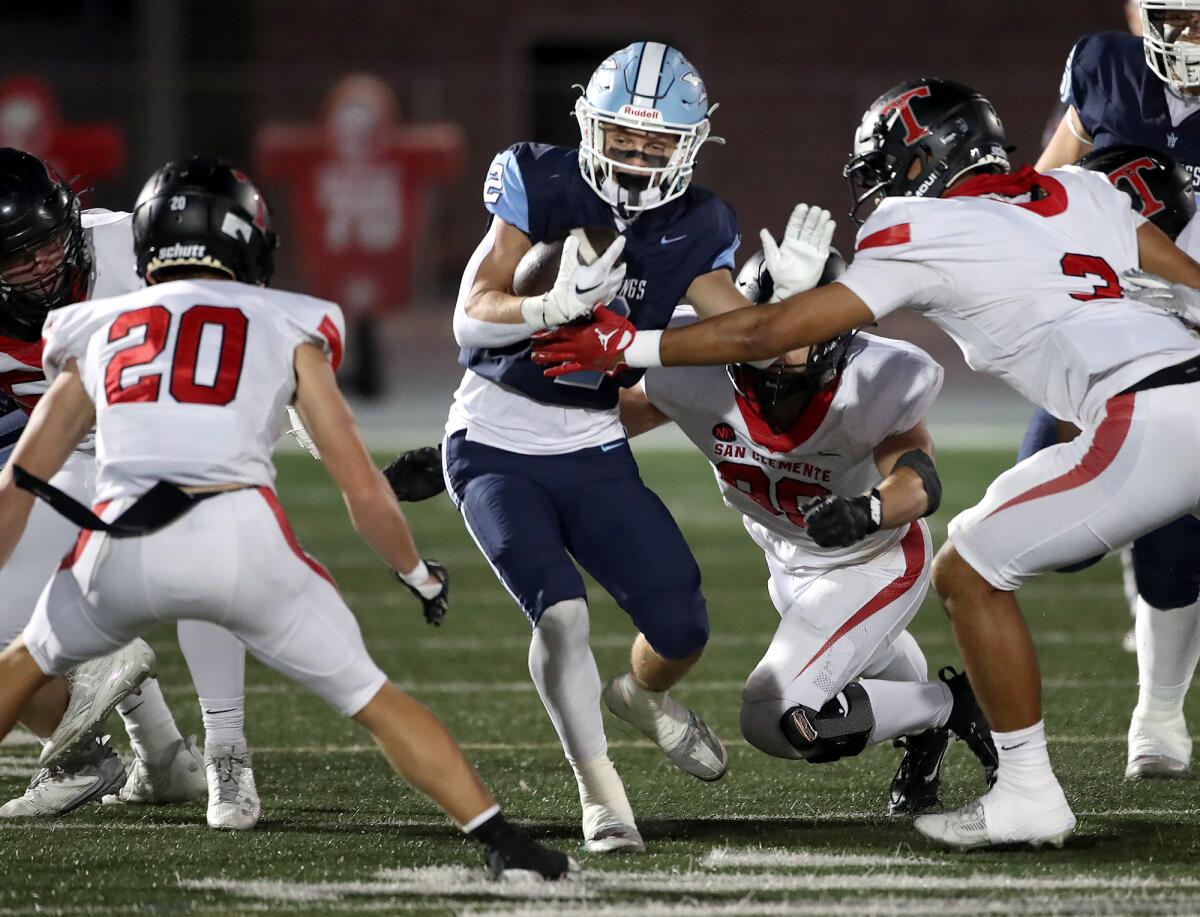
[482,822,575,882]
[888,727,950,815]
[940,666,999,787]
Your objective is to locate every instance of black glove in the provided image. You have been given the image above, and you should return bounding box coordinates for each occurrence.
[803,489,882,548]
[383,445,446,502]
[394,560,449,626]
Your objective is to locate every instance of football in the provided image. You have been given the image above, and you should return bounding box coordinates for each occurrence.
[512,225,622,297]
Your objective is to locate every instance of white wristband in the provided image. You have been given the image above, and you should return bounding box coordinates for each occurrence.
[623,329,663,368]
[519,296,547,331]
[397,559,430,587]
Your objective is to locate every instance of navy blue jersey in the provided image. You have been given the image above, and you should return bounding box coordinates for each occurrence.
[1063,31,1200,191]
[460,142,740,410]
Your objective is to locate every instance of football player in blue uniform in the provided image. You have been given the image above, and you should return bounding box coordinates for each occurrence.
[439,42,832,853]
[1033,1,1200,780]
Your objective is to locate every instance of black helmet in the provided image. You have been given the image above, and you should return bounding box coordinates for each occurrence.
[133,154,277,286]
[727,248,855,435]
[1076,143,1195,241]
[844,78,1009,224]
[0,148,90,342]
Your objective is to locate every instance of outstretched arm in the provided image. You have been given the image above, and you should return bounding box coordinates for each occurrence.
[0,362,94,568]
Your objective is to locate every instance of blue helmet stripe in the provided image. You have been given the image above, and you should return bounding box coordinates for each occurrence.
[632,41,668,106]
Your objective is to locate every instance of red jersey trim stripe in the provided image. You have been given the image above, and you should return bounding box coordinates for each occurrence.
[984,393,1135,519]
[856,223,911,251]
[792,522,926,681]
[257,486,338,589]
[318,316,344,372]
[59,501,113,571]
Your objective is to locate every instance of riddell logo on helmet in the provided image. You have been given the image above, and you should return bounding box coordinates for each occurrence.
[619,105,662,121]
[157,243,207,260]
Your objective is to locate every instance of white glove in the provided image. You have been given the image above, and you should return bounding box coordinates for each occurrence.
[759,204,836,302]
[520,234,627,330]
[286,404,321,461]
[1121,269,1200,325]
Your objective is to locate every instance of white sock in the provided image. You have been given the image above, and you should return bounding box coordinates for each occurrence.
[528,599,607,763]
[860,679,952,745]
[177,619,247,699]
[570,754,636,828]
[200,696,246,747]
[608,672,690,750]
[116,678,183,768]
[1135,597,1200,718]
[993,720,1057,795]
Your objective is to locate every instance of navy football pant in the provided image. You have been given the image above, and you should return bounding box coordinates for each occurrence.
[1019,407,1200,607]
[442,432,708,659]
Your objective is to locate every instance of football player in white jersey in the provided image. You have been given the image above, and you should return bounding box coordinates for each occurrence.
[0,148,249,823]
[618,251,998,813]
[531,78,1200,850]
[0,154,571,880]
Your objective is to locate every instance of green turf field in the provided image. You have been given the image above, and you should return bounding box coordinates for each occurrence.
[2,447,1198,916]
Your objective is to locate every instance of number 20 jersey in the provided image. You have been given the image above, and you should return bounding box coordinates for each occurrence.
[838,165,1200,429]
[42,279,345,502]
[641,331,942,568]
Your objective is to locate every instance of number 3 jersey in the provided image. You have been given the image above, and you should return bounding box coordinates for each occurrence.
[41,279,345,502]
[838,165,1200,429]
[641,328,942,568]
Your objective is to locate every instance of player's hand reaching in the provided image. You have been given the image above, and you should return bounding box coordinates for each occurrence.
[803,490,882,548]
[1122,268,1200,326]
[394,560,450,626]
[520,235,627,330]
[383,445,446,502]
[760,204,836,302]
[531,304,636,376]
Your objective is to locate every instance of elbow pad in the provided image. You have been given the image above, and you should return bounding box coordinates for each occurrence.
[893,448,941,517]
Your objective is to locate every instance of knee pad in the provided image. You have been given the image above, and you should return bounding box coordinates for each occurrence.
[779,683,875,764]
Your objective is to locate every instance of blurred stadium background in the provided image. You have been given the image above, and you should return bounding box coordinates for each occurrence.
[3,0,1137,448]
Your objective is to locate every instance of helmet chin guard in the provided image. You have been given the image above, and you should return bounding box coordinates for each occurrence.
[1139,0,1200,88]
[575,42,721,216]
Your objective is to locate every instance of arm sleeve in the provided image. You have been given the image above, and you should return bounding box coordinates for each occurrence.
[707,200,741,272]
[1059,40,1082,107]
[836,253,949,320]
[283,299,347,372]
[483,148,531,236]
[451,221,535,348]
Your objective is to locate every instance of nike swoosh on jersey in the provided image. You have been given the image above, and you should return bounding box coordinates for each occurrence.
[660,234,688,245]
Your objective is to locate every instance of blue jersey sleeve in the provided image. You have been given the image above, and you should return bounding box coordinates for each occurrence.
[1059,40,1081,106]
[482,147,530,235]
[706,199,740,272]
[1064,32,1123,137]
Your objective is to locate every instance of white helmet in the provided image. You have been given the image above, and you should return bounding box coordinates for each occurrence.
[1139,0,1200,87]
[574,42,721,215]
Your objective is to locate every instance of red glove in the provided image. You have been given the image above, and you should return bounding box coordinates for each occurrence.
[531,305,637,377]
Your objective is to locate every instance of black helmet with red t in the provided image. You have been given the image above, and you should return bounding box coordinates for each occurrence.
[1076,144,1195,241]
[844,78,1010,224]
[0,148,90,342]
[133,154,277,286]
[727,248,853,435]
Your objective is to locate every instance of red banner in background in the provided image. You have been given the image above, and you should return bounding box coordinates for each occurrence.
[255,73,464,316]
[0,76,126,191]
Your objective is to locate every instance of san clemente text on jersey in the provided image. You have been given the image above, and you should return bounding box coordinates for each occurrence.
[712,442,833,481]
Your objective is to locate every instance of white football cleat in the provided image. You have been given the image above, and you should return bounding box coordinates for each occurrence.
[914,783,1076,850]
[41,639,156,768]
[603,677,727,782]
[0,738,126,817]
[582,802,645,854]
[205,743,260,830]
[102,736,207,805]
[1126,708,1192,779]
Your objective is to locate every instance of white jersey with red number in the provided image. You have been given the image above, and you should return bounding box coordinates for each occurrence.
[42,278,345,502]
[837,165,1200,428]
[641,327,942,568]
[0,209,141,411]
